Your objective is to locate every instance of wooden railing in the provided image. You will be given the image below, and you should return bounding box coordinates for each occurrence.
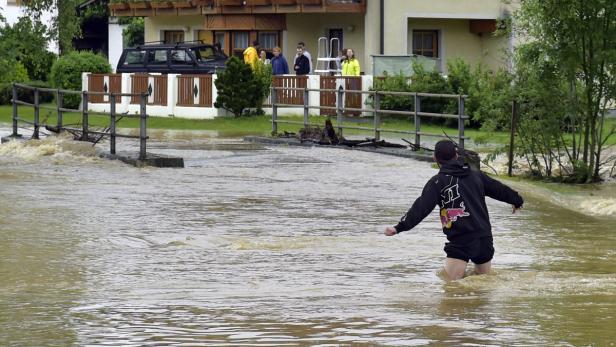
[177,75,213,107]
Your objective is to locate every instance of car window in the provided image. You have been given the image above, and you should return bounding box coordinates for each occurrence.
[147,50,168,65]
[170,50,193,65]
[124,50,146,65]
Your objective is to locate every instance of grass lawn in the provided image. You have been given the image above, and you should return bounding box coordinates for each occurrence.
[1,104,614,147]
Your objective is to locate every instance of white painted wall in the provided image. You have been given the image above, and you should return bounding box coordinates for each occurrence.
[83,73,376,119]
[0,0,59,54]
[108,18,125,73]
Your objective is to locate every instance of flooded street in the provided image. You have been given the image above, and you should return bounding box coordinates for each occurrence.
[1,129,615,346]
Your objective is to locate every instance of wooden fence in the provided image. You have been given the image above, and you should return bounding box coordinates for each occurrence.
[130,74,168,106]
[177,75,213,107]
[88,74,122,104]
[319,76,362,116]
[271,75,308,105]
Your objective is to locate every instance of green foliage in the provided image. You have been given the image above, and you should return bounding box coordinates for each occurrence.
[122,17,144,47]
[408,63,451,115]
[513,0,616,182]
[252,60,273,114]
[21,0,81,54]
[214,56,261,117]
[0,80,54,105]
[0,59,29,84]
[49,51,111,109]
[371,72,413,111]
[0,17,57,81]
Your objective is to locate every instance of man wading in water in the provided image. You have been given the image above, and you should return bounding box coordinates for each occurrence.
[385,140,524,281]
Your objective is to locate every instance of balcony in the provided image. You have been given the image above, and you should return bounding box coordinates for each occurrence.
[109,0,366,16]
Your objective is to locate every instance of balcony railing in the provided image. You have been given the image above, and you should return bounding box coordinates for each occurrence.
[109,0,366,15]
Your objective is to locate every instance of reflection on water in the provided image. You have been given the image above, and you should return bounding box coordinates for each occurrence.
[1,131,615,346]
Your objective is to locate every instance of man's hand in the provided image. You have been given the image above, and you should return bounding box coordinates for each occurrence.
[512,205,523,214]
[384,227,397,236]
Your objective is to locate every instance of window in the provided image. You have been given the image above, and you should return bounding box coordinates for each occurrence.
[147,50,168,65]
[232,31,250,58]
[214,32,226,49]
[164,30,185,44]
[124,50,146,65]
[258,32,278,51]
[170,50,193,65]
[412,30,438,58]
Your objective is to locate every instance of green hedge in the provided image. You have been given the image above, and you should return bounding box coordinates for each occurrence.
[0,81,54,105]
[50,51,111,109]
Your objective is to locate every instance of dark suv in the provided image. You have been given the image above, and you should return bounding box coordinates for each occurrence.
[116,42,227,74]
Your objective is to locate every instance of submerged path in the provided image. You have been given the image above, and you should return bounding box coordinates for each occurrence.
[1,130,615,346]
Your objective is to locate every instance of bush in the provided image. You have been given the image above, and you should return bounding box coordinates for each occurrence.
[0,59,29,84]
[0,80,54,105]
[252,59,272,114]
[214,56,261,117]
[49,51,111,109]
[371,72,413,111]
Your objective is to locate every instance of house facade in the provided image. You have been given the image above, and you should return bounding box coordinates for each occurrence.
[109,0,516,74]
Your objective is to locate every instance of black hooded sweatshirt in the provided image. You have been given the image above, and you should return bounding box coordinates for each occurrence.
[394,159,524,243]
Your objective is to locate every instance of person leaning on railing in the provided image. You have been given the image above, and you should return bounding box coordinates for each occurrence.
[341,48,360,76]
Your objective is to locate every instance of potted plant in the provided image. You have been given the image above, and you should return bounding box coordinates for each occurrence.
[151,0,174,9]
[109,0,130,11]
[128,0,150,9]
[172,0,195,8]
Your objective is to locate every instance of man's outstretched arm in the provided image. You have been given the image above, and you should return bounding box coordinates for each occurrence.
[481,173,524,210]
[385,178,439,236]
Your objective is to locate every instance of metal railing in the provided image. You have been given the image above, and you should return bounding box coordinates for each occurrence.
[10,83,150,160]
[270,86,468,149]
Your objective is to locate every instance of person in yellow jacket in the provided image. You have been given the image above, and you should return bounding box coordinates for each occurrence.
[243,41,260,69]
[341,48,360,76]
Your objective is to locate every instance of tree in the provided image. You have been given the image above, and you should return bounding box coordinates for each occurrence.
[214,56,261,117]
[514,0,616,182]
[121,17,144,47]
[0,16,57,81]
[22,0,81,54]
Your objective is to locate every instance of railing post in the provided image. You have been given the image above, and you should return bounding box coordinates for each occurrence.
[373,91,381,141]
[303,88,309,130]
[56,90,63,130]
[110,93,116,155]
[82,91,89,141]
[414,92,420,149]
[458,95,465,149]
[271,87,278,135]
[508,99,517,177]
[11,83,19,137]
[336,85,344,136]
[139,93,147,160]
[33,88,40,140]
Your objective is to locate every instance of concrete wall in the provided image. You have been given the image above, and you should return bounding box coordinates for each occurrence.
[280,13,366,74]
[108,19,125,73]
[144,15,204,43]
[407,18,505,74]
[84,73,375,118]
[0,0,59,53]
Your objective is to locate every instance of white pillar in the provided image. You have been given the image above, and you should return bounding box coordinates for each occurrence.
[308,75,320,115]
[167,73,177,117]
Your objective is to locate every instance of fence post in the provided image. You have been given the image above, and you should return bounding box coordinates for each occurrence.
[414,92,420,149]
[303,88,309,129]
[271,87,278,134]
[56,90,63,130]
[458,95,465,149]
[110,93,116,155]
[336,85,344,136]
[33,88,40,140]
[508,100,517,177]
[82,91,89,141]
[11,83,19,137]
[374,91,381,141]
[139,93,147,160]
